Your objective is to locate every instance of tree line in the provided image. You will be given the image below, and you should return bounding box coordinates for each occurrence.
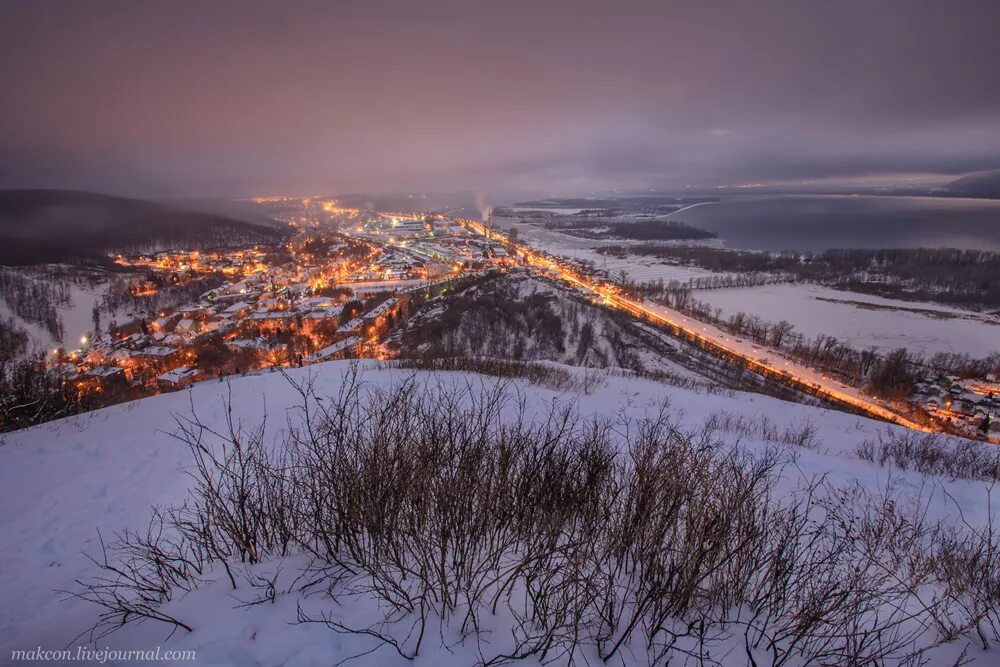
[0,268,69,341]
[600,245,1000,309]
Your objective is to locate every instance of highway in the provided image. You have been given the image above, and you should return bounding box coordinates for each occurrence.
[460,217,936,433]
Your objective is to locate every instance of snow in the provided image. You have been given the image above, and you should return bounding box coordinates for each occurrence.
[339,317,364,333]
[362,297,397,319]
[0,277,110,357]
[0,360,997,664]
[304,336,360,362]
[0,298,55,354]
[697,283,1000,358]
[59,281,109,346]
[345,279,425,294]
[85,365,124,378]
[156,367,202,385]
[490,216,719,283]
[492,211,1000,360]
[137,345,177,357]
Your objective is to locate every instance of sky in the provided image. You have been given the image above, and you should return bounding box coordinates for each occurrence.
[1,0,999,199]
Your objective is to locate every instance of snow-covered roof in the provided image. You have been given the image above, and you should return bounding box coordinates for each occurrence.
[303,310,341,320]
[211,291,258,301]
[297,296,339,309]
[226,337,285,351]
[157,366,203,385]
[339,317,364,333]
[136,345,178,357]
[222,301,251,314]
[305,336,361,362]
[363,298,398,320]
[199,320,222,332]
[86,365,124,378]
[345,279,424,294]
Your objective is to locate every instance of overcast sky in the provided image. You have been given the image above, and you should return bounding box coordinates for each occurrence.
[2,0,999,198]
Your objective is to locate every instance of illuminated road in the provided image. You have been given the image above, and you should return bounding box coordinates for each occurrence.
[460,217,940,433]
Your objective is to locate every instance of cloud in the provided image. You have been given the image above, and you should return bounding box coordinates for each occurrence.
[1,0,999,197]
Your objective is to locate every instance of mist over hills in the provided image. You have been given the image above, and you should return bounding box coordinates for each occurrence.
[0,189,288,265]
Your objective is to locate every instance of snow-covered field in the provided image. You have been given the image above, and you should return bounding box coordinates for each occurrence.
[698,283,1000,358]
[491,216,715,283]
[1,361,997,665]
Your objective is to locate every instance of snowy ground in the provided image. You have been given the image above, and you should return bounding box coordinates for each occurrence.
[1,360,997,665]
[491,215,715,283]
[697,283,1000,358]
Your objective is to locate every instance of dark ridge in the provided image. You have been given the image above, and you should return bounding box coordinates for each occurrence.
[939,169,1000,200]
[0,189,289,265]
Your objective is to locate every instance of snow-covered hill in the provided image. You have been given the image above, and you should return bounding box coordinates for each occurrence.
[392,272,819,402]
[394,272,697,376]
[1,360,997,665]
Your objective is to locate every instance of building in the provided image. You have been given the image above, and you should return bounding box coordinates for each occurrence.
[339,317,365,334]
[304,336,361,363]
[157,367,204,388]
[85,365,125,380]
[226,337,286,352]
[135,345,179,359]
[363,298,398,323]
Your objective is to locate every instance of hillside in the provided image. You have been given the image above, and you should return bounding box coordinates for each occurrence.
[392,271,829,402]
[0,189,288,265]
[0,360,997,665]
[940,169,1000,200]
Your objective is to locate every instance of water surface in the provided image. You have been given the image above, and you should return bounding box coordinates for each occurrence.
[665,195,1000,251]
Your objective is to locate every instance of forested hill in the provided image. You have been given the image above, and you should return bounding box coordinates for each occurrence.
[0,189,289,265]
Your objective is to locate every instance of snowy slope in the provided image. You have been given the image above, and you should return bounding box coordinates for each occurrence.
[395,272,706,383]
[0,361,997,665]
[0,270,110,357]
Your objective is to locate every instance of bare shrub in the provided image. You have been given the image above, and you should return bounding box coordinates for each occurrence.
[924,490,1000,648]
[858,430,1000,481]
[72,369,1000,664]
[63,510,202,641]
[392,356,601,393]
[704,409,821,449]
